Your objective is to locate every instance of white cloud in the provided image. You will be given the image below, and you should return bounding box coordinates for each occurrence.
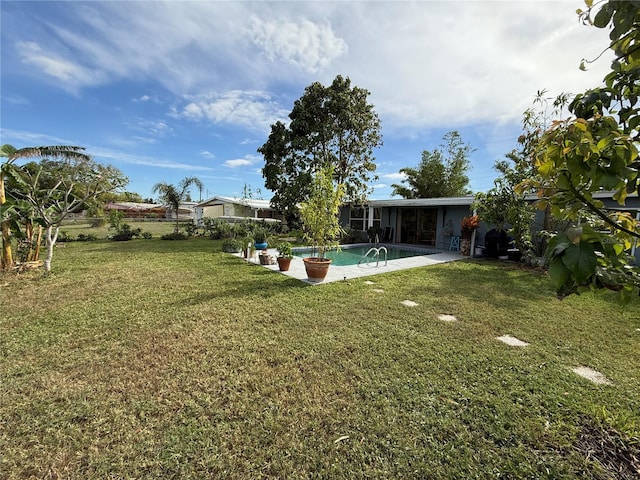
[179,90,289,131]
[6,1,615,135]
[16,41,107,92]
[130,136,157,145]
[381,172,407,181]
[0,128,73,146]
[225,158,254,168]
[199,150,215,159]
[89,146,216,171]
[224,154,261,168]
[250,16,347,72]
[136,119,172,138]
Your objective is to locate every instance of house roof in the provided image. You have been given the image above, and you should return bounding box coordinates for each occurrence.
[106,202,164,210]
[195,191,639,211]
[196,196,273,210]
[364,196,476,208]
[364,191,639,209]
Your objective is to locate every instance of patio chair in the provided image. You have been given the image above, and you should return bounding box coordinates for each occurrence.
[449,236,460,251]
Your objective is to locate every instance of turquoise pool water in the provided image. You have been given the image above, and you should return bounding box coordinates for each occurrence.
[293,245,437,266]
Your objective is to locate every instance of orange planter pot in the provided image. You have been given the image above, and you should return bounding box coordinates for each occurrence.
[277,257,292,271]
[303,257,332,282]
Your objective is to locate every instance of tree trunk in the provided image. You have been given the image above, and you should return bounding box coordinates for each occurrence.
[32,225,43,262]
[0,174,13,270]
[43,225,59,273]
[24,221,34,262]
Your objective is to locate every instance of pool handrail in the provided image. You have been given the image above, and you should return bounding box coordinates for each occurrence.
[358,246,388,267]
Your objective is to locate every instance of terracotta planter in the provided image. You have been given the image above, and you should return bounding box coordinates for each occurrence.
[303,257,332,282]
[277,257,292,271]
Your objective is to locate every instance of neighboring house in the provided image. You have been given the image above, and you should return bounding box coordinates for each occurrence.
[165,201,199,221]
[195,196,283,224]
[104,202,166,219]
[340,192,640,262]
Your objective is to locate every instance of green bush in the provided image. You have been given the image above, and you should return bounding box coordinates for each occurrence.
[202,217,234,239]
[341,226,366,244]
[57,230,74,242]
[161,232,188,240]
[222,238,242,253]
[108,223,142,241]
[76,233,98,242]
[185,220,199,237]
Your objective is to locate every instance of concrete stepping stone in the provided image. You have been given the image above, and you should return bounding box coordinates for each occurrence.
[364,281,375,285]
[496,335,529,347]
[438,314,458,322]
[401,300,418,307]
[572,366,612,385]
[372,288,384,293]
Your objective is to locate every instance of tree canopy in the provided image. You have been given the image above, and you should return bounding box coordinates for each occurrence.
[519,0,640,298]
[1,145,96,270]
[259,75,382,222]
[475,92,569,260]
[392,131,473,199]
[4,147,127,271]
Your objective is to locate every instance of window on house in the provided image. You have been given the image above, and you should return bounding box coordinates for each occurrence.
[349,206,381,231]
[350,207,366,230]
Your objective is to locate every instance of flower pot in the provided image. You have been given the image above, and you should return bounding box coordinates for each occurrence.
[303,257,332,282]
[259,254,272,265]
[254,242,268,250]
[277,257,292,271]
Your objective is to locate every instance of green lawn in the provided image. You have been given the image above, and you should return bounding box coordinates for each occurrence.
[59,219,183,238]
[1,237,639,479]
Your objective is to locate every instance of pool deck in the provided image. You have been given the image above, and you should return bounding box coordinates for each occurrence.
[237,244,464,284]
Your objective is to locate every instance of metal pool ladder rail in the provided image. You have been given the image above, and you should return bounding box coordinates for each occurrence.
[358,246,388,267]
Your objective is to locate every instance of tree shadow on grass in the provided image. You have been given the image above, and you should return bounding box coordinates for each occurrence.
[78,237,227,255]
[403,259,632,313]
[176,259,311,307]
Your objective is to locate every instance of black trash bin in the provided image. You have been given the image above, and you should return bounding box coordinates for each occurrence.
[484,229,509,258]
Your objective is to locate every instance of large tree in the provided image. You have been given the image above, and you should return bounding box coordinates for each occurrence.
[521,0,640,298]
[152,176,203,233]
[392,131,473,199]
[475,92,569,260]
[6,150,127,272]
[259,75,382,223]
[1,145,93,270]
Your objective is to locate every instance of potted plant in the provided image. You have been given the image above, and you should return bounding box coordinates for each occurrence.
[253,227,268,250]
[240,235,253,258]
[276,240,293,271]
[460,215,479,256]
[299,167,346,282]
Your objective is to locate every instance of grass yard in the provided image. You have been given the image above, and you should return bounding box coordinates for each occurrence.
[1,237,639,479]
[59,219,184,238]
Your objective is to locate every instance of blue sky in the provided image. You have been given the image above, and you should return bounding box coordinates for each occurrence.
[1,0,612,202]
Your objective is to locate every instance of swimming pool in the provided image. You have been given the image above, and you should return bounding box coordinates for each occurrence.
[293,244,438,266]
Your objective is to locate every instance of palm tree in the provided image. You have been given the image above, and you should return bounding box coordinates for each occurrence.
[153,176,203,233]
[0,145,90,270]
